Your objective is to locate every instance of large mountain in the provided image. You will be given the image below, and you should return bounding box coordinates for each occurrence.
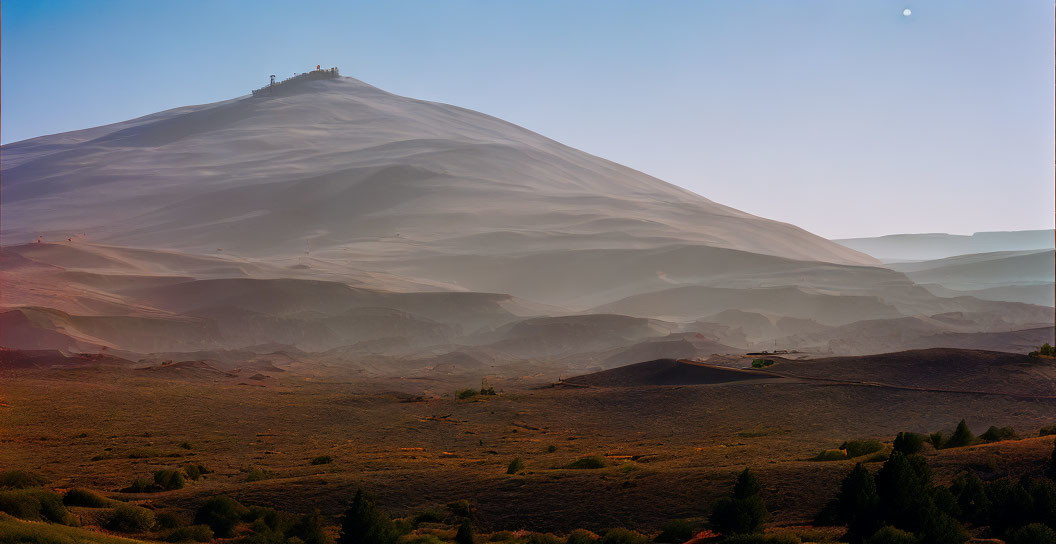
[2,76,873,269]
[1,74,1051,362]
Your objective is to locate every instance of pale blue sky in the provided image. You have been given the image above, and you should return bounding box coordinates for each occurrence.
[2,1,1052,238]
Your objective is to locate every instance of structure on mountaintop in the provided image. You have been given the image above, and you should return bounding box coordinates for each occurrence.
[252,65,339,96]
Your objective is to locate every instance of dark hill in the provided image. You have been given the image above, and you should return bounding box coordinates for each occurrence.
[562,358,772,387]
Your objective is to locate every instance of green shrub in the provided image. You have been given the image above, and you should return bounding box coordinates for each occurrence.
[167,524,214,542]
[840,440,883,458]
[184,464,202,481]
[566,456,607,469]
[179,441,193,450]
[246,466,268,482]
[507,458,525,474]
[812,449,848,462]
[156,511,184,530]
[128,447,164,459]
[457,389,478,400]
[547,445,558,453]
[446,499,473,518]
[127,477,154,493]
[1007,523,1056,544]
[918,508,967,544]
[0,488,74,524]
[526,533,563,544]
[292,509,330,544]
[154,469,185,490]
[654,519,695,543]
[950,472,989,526]
[0,470,47,489]
[412,507,445,525]
[864,526,916,544]
[892,432,925,455]
[929,432,945,450]
[980,426,1017,442]
[106,504,156,533]
[62,488,111,507]
[338,489,398,544]
[751,359,774,368]
[721,535,800,544]
[194,495,248,538]
[311,455,334,465]
[1039,424,1056,437]
[566,529,600,544]
[599,528,649,544]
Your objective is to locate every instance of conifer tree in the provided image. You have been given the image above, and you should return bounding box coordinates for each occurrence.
[338,489,398,544]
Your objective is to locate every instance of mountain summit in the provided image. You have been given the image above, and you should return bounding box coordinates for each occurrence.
[3,75,874,273]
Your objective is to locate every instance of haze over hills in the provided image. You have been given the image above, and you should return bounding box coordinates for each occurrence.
[835,230,1054,262]
[1,73,1052,365]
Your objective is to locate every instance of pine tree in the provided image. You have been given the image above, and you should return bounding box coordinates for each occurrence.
[835,463,884,543]
[338,489,398,544]
[875,452,932,533]
[709,468,767,535]
[1047,439,1056,481]
[945,420,976,449]
[733,468,761,499]
[455,520,474,544]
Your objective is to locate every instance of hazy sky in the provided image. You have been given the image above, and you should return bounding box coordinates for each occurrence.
[2,0,1052,238]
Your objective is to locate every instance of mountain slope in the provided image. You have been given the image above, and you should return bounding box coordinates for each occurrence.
[2,76,875,270]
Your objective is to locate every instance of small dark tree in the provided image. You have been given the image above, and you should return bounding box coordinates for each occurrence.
[507,458,525,474]
[833,463,884,544]
[455,520,474,544]
[733,468,760,499]
[338,489,398,544]
[709,468,767,535]
[293,509,332,544]
[893,432,925,455]
[944,420,975,449]
[194,496,247,538]
[1047,439,1056,481]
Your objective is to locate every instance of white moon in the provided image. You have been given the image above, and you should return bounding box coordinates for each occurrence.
[903,8,912,16]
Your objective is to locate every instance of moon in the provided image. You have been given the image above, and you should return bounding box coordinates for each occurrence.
[903,8,912,16]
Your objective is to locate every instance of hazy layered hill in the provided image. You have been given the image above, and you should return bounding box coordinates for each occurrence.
[888,250,1055,307]
[835,230,1054,262]
[2,76,874,270]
